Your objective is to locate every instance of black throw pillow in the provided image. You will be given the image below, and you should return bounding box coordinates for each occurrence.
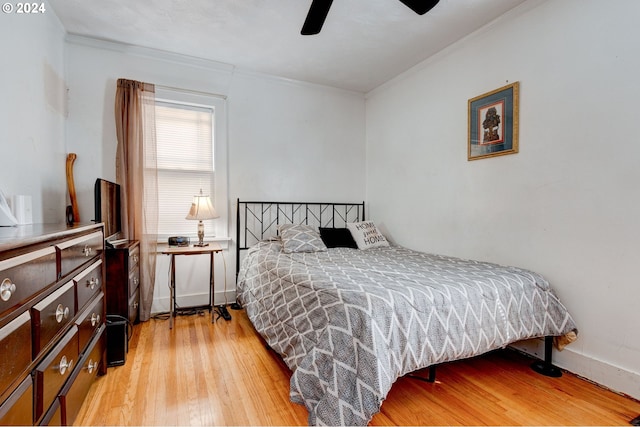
[319,227,358,249]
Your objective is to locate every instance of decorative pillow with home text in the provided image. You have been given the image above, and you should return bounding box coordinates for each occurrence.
[346,221,389,250]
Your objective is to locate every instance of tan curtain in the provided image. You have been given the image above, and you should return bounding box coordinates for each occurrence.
[115,79,158,322]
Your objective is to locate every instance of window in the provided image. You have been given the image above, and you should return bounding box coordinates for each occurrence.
[154,88,228,240]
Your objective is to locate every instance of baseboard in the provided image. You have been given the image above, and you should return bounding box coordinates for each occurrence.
[511,339,640,401]
[151,289,237,314]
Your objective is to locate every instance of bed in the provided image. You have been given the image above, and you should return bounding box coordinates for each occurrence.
[235,200,578,426]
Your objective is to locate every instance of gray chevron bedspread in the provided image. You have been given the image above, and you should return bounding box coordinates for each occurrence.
[236,241,577,426]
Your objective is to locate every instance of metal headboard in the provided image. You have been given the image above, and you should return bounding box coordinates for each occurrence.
[236,199,365,276]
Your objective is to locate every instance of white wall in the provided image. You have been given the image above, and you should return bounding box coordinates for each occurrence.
[229,71,366,203]
[0,2,67,223]
[64,37,235,223]
[64,38,365,313]
[365,0,640,399]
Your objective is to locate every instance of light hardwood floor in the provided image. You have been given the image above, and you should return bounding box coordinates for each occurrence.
[76,309,640,426]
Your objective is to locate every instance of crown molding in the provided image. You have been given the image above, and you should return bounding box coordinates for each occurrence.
[65,33,235,74]
[232,67,364,97]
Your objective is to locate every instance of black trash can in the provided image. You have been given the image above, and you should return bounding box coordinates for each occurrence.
[106,315,131,367]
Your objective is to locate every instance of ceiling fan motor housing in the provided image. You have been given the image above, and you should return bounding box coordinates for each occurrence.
[301,0,440,35]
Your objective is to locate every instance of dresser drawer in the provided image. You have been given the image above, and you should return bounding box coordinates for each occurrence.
[129,266,140,297]
[32,281,76,355]
[0,375,32,426]
[59,325,105,426]
[128,245,139,273]
[128,287,139,324]
[0,311,31,397]
[73,260,103,312]
[75,293,104,353]
[0,246,56,317]
[34,326,79,421]
[57,232,103,279]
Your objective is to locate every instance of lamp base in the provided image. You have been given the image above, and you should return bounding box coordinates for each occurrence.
[193,242,209,247]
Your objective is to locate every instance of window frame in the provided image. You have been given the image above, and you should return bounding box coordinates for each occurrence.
[153,87,229,242]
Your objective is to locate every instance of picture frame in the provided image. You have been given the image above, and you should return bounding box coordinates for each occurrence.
[468,81,519,160]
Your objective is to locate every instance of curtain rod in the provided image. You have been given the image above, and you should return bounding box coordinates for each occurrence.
[155,84,227,100]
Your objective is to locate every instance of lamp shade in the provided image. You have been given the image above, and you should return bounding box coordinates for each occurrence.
[185,191,219,221]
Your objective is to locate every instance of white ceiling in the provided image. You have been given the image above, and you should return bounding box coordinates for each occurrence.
[48,0,527,93]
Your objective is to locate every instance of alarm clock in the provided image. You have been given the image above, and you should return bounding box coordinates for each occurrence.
[168,236,190,247]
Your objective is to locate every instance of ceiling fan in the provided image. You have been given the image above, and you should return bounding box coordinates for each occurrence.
[301,0,440,35]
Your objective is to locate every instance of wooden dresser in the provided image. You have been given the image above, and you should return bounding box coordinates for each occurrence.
[0,223,106,426]
[105,240,140,325]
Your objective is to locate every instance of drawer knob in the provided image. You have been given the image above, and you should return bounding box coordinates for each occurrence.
[58,355,74,375]
[55,303,70,323]
[87,359,98,374]
[87,277,100,290]
[90,312,101,326]
[82,245,93,257]
[132,255,139,264]
[1,278,16,302]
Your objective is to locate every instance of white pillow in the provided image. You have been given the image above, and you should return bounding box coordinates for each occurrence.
[346,221,389,250]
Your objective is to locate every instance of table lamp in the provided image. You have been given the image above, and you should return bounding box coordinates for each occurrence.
[185,189,219,247]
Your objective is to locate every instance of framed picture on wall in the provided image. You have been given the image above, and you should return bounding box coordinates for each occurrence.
[468,81,519,161]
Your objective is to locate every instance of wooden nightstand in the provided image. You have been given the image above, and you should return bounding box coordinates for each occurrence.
[105,240,140,325]
[104,240,139,367]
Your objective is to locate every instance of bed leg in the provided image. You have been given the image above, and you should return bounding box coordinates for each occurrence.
[531,336,562,377]
[408,365,437,383]
[428,365,436,382]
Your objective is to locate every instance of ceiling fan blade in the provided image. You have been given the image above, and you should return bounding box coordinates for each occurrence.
[398,0,440,15]
[301,0,334,35]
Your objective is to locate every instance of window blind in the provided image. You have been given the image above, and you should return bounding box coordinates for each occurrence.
[155,101,215,236]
